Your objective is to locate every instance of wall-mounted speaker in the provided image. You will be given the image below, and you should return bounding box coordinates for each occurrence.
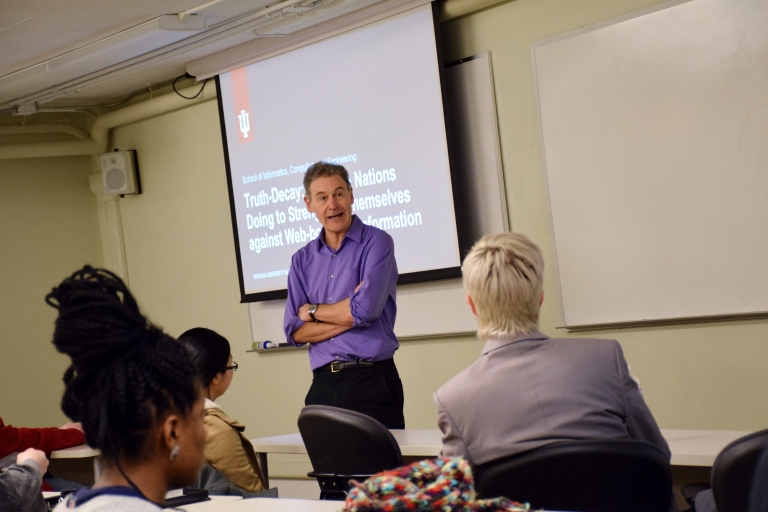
[100,150,141,195]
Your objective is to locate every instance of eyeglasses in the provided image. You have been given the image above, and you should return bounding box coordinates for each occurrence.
[224,361,238,372]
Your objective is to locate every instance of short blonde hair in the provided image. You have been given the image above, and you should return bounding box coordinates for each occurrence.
[462,232,544,339]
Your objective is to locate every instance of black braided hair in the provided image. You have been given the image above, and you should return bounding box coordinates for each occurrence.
[46,266,199,462]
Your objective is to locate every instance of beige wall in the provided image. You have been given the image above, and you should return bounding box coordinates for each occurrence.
[110,102,312,438]
[5,0,763,456]
[0,156,102,427]
[109,102,487,446]
[441,0,768,429]
[109,0,768,445]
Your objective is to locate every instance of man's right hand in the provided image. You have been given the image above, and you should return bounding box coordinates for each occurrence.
[60,422,83,432]
[17,448,49,475]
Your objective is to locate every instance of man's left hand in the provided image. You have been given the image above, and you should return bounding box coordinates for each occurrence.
[298,303,312,322]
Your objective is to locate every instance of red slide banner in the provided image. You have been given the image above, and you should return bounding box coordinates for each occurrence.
[231,67,253,144]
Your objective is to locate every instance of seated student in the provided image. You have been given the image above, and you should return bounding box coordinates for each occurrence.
[0,417,85,491]
[0,448,47,512]
[434,233,671,466]
[178,328,265,492]
[0,419,84,461]
[45,267,206,511]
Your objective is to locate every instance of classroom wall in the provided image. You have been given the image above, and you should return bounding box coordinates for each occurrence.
[109,101,486,445]
[0,156,102,427]
[440,0,768,429]
[0,0,762,482]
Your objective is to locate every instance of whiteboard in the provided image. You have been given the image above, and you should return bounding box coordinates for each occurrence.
[533,0,768,328]
[248,52,506,343]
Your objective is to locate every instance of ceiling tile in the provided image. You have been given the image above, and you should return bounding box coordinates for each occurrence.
[0,1,73,6]
[0,5,48,19]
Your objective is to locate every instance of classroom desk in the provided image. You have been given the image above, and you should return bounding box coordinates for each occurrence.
[50,445,100,459]
[176,495,244,510]
[250,428,751,487]
[663,429,749,466]
[180,497,340,511]
[49,444,101,484]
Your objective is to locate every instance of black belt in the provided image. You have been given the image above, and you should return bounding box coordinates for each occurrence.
[320,360,375,373]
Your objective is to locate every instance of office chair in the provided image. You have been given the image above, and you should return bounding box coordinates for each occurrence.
[297,405,403,500]
[711,429,768,512]
[749,446,768,512]
[474,439,672,512]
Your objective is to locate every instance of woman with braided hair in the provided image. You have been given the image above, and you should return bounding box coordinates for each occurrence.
[47,266,206,511]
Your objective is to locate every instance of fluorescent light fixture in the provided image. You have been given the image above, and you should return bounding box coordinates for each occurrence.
[46,15,207,75]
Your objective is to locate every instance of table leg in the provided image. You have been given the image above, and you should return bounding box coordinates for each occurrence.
[672,465,711,510]
[256,452,269,489]
[93,457,102,481]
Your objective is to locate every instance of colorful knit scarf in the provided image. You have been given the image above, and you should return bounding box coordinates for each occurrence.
[343,457,529,511]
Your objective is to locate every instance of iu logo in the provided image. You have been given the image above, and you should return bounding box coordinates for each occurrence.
[230,67,253,144]
[238,110,250,138]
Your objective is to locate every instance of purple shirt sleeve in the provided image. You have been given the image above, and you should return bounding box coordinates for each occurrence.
[283,254,307,346]
[282,215,399,370]
[348,233,397,328]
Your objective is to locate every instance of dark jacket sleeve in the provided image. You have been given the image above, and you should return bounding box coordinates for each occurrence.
[612,342,671,459]
[0,460,46,512]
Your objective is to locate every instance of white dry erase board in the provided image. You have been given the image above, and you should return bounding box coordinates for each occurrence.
[248,52,507,344]
[533,0,768,329]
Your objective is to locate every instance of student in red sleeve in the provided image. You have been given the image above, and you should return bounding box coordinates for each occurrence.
[0,419,84,460]
[1,418,85,492]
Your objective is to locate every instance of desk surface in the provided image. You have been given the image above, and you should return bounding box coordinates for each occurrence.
[52,428,751,467]
[250,428,751,467]
[181,497,340,511]
[49,445,100,459]
[250,430,442,457]
[662,429,749,466]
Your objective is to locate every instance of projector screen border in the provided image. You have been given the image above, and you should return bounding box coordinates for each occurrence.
[216,3,465,304]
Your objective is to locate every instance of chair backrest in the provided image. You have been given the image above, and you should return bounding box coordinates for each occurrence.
[474,439,672,512]
[748,446,768,512]
[298,405,403,476]
[713,428,768,512]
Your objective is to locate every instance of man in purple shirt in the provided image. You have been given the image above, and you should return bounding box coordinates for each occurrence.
[283,162,404,429]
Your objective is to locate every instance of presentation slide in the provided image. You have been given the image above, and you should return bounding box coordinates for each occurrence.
[217,4,460,299]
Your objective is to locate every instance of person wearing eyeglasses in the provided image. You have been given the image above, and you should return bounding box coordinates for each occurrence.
[177,328,265,492]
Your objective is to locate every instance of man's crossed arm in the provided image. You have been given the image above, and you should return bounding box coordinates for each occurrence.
[292,282,363,343]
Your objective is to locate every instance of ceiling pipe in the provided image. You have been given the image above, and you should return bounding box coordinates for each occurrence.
[0,123,90,140]
[0,82,216,160]
[178,0,229,22]
[2,0,319,109]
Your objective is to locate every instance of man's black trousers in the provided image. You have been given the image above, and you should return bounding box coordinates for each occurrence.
[305,358,405,429]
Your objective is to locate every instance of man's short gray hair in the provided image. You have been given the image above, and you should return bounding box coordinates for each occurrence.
[303,161,351,196]
[462,232,544,339]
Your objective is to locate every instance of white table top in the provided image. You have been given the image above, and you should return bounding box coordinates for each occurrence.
[52,428,750,467]
[251,428,752,467]
[661,429,750,466]
[250,430,443,457]
[180,497,340,511]
[175,496,243,510]
[49,444,100,458]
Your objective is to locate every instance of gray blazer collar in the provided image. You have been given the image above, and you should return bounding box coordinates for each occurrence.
[482,330,549,355]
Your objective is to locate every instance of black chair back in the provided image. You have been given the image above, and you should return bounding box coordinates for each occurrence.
[474,439,672,512]
[749,447,768,512]
[298,405,403,500]
[713,429,768,512]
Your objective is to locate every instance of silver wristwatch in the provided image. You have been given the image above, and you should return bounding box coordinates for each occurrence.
[308,304,319,321]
